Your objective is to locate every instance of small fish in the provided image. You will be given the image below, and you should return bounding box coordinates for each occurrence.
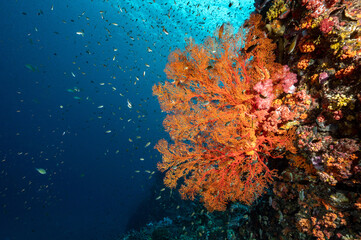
[71,72,76,77]
[144,142,151,148]
[219,23,225,39]
[201,101,210,106]
[97,105,104,108]
[127,99,132,108]
[155,196,161,200]
[288,35,298,54]
[35,168,46,175]
[280,120,299,130]
[279,9,290,19]
[25,64,38,72]
[162,27,169,35]
[76,31,84,37]
[246,43,258,53]
[140,158,145,161]
[105,130,112,133]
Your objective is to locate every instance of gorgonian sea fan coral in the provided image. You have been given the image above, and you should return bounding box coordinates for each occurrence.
[153,14,306,212]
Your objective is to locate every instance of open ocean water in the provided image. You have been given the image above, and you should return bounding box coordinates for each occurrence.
[0,0,255,239]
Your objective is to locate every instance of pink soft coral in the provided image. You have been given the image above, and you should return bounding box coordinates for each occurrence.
[253,79,275,110]
[302,0,326,18]
[255,93,275,110]
[281,66,298,93]
[253,79,273,97]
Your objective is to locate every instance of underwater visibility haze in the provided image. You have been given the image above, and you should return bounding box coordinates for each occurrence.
[0,0,255,239]
[2,0,361,239]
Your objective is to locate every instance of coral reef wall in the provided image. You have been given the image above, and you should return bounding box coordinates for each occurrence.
[249,0,361,239]
[151,0,361,239]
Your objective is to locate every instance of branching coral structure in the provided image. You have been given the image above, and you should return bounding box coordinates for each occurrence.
[153,14,309,212]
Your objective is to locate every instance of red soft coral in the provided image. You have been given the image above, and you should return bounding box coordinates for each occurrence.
[320,17,335,34]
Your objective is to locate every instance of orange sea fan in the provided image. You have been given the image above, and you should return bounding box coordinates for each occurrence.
[153,14,299,212]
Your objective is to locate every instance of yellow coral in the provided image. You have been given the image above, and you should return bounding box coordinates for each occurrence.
[326,156,335,164]
[266,0,288,21]
[273,98,283,106]
[330,94,353,109]
[314,35,321,45]
[320,62,327,68]
[330,42,341,55]
[310,74,319,83]
[336,94,352,107]
[311,18,321,29]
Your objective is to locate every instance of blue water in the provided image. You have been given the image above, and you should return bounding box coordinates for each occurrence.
[0,0,254,239]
